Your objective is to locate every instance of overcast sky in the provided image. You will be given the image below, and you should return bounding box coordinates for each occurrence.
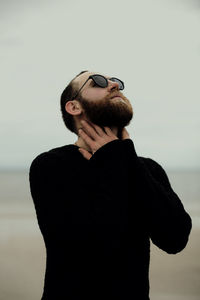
[0,0,199,170]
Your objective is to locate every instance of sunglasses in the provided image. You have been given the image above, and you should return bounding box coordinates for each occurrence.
[72,74,124,100]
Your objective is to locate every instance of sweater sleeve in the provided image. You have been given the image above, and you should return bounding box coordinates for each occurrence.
[29,152,68,239]
[89,138,192,254]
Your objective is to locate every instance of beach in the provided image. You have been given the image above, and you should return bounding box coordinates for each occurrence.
[0,170,199,300]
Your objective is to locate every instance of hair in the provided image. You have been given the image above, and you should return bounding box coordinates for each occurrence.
[60,70,88,134]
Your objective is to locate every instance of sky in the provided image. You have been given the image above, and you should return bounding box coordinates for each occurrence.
[0,0,199,170]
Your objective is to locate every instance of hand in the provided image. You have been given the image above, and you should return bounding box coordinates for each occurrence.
[121,127,130,140]
[78,120,118,160]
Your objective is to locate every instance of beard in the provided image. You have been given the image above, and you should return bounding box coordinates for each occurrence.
[77,91,133,132]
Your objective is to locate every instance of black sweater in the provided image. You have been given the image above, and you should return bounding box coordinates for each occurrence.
[29,139,192,300]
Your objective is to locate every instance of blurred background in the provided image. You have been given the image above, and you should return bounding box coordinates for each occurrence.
[0,0,199,299]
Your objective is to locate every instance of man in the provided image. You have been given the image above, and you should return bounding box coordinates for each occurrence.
[29,71,192,300]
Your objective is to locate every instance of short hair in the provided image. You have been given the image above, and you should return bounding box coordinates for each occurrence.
[60,71,88,134]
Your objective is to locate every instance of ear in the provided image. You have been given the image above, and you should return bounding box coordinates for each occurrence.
[65,100,82,116]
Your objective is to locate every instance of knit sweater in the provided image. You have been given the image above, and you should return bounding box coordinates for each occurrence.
[29,139,192,300]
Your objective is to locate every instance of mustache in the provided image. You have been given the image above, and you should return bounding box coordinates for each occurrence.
[108,91,123,99]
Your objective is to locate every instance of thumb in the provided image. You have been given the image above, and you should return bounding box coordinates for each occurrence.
[78,148,92,160]
[121,127,130,140]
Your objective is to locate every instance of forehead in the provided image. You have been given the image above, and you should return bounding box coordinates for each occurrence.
[73,71,110,89]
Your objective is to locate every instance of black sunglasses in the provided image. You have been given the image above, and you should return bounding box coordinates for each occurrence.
[72,74,124,100]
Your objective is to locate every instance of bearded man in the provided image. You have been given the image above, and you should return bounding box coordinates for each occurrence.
[29,71,192,300]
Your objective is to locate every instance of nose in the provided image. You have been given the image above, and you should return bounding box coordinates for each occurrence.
[107,80,119,92]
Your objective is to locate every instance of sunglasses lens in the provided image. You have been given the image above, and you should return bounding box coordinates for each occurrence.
[93,75,108,87]
[110,78,124,90]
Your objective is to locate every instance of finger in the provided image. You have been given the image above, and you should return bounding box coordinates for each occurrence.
[91,123,105,136]
[78,128,94,148]
[104,126,118,137]
[78,148,92,160]
[81,120,99,140]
